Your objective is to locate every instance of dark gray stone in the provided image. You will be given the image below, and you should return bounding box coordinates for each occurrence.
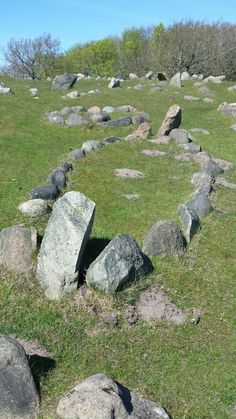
[56,374,170,419]
[68,148,86,160]
[179,204,201,242]
[30,184,60,200]
[60,161,73,173]
[131,112,150,125]
[52,73,77,90]
[86,234,152,293]
[203,160,224,177]
[143,220,186,257]
[185,193,213,219]
[103,117,132,127]
[48,169,67,188]
[103,136,121,144]
[0,335,39,418]
[65,114,91,126]
[108,77,120,88]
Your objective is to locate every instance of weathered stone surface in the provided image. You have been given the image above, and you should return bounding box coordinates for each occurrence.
[141,150,168,157]
[185,193,213,219]
[174,153,192,161]
[59,107,72,117]
[203,75,225,84]
[193,151,211,168]
[56,373,169,419]
[148,136,171,145]
[115,168,145,179]
[48,168,67,188]
[65,114,91,126]
[52,73,77,90]
[181,71,191,81]
[169,128,190,144]
[179,204,200,242]
[30,184,60,200]
[87,106,101,113]
[203,160,224,177]
[63,90,79,99]
[60,161,73,173]
[215,177,236,189]
[170,72,182,88]
[143,220,186,257]
[133,122,151,139]
[122,193,141,200]
[36,191,95,300]
[108,77,120,88]
[184,95,200,101]
[136,287,186,325]
[82,140,103,153]
[0,225,37,273]
[0,335,39,419]
[47,112,64,125]
[116,105,136,112]
[190,128,209,135]
[157,104,181,136]
[102,106,115,113]
[86,234,152,293]
[103,117,132,127]
[125,134,138,141]
[89,111,110,123]
[129,73,139,80]
[71,105,86,113]
[145,70,154,79]
[18,199,50,218]
[198,86,213,95]
[212,157,234,171]
[131,112,150,125]
[217,102,236,118]
[191,172,213,187]
[178,143,201,154]
[68,148,85,160]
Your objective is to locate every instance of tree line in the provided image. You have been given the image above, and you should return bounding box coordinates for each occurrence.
[2,21,236,80]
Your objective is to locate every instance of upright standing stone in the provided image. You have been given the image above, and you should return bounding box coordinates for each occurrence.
[179,204,200,242]
[36,191,95,300]
[170,72,182,87]
[143,220,186,257]
[157,104,181,137]
[0,335,39,419]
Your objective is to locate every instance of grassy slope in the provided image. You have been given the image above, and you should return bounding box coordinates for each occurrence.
[0,77,236,418]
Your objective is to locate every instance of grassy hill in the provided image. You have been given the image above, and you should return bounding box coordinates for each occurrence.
[0,76,236,418]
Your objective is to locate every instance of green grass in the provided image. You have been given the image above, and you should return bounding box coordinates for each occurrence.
[0,76,236,418]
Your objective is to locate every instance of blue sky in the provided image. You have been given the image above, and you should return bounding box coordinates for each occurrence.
[1,0,235,64]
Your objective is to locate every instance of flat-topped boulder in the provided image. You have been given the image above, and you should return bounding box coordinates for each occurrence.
[115,168,146,179]
[81,140,103,153]
[36,191,95,300]
[169,128,191,144]
[52,73,77,90]
[103,116,132,127]
[86,234,152,293]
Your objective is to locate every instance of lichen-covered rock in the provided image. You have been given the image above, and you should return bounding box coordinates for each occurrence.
[179,204,201,242]
[56,373,169,419]
[143,220,186,257]
[86,234,152,293]
[157,104,181,137]
[18,199,50,218]
[36,191,95,300]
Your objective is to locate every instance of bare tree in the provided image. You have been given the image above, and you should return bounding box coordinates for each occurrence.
[4,33,61,79]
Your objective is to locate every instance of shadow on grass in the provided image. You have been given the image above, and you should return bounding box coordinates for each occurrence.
[29,355,56,396]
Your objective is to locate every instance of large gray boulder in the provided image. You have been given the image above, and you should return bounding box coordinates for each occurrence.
[36,191,95,300]
[30,184,60,200]
[169,128,190,144]
[0,335,39,419]
[81,140,103,153]
[181,71,191,81]
[52,73,77,90]
[203,159,224,177]
[185,193,213,219]
[157,104,181,137]
[179,204,200,242]
[56,373,169,419]
[65,114,91,126]
[0,225,37,273]
[68,148,85,160]
[143,220,186,257]
[48,168,67,188]
[169,72,182,88]
[86,234,152,293]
